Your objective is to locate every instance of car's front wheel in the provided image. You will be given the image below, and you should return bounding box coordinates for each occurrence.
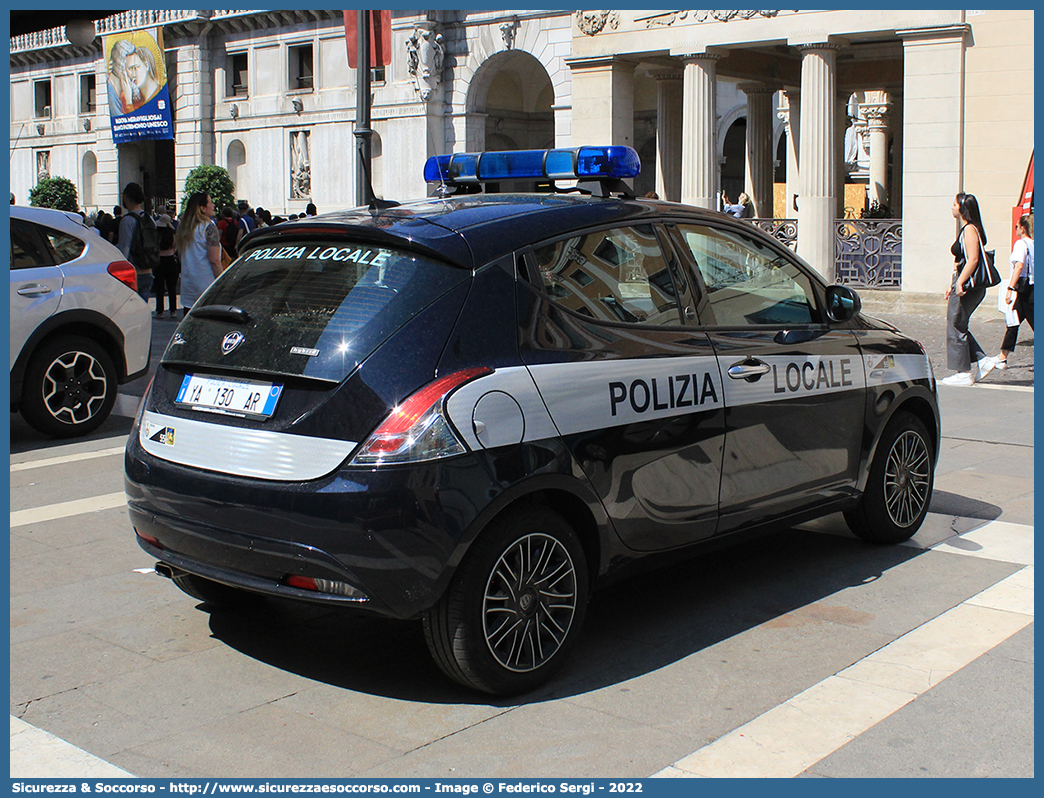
[423,506,589,695]
[20,335,118,438]
[845,411,935,544]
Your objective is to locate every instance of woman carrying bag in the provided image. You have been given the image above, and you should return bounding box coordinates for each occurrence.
[991,214,1034,369]
[942,192,997,386]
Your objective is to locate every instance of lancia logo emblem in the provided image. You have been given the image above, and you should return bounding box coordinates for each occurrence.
[222,331,245,354]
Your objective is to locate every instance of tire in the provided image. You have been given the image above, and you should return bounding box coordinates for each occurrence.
[20,336,117,438]
[423,506,589,695]
[172,572,259,610]
[845,412,935,544]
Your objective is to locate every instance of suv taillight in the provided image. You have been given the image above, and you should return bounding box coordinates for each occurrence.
[108,260,138,291]
[349,367,492,466]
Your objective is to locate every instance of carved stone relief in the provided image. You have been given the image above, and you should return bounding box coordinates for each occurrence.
[406,24,445,102]
[290,130,311,199]
[639,10,781,28]
[575,11,620,36]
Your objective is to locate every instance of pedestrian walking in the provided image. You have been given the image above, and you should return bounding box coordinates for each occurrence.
[116,182,158,301]
[990,213,1035,369]
[942,192,996,385]
[235,200,257,251]
[153,214,180,318]
[174,192,223,314]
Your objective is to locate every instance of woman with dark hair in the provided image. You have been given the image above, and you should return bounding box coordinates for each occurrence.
[991,213,1034,369]
[174,192,223,314]
[942,192,995,385]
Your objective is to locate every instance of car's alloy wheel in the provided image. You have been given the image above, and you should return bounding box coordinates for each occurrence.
[482,532,579,673]
[423,506,589,695]
[21,336,117,438]
[883,429,932,528]
[845,411,935,544]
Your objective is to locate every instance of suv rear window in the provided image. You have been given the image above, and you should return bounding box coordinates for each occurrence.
[161,239,470,383]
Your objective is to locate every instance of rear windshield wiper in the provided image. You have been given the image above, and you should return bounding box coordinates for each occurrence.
[189,304,252,324]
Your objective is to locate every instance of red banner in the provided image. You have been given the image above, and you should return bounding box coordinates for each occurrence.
[344,10,391,69]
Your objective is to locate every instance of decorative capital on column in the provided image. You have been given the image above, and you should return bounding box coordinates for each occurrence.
[795,41,845,54]
[681,51,725,65]
[650,70,683,82]
[739,82,780,96]
[863,104,892,131]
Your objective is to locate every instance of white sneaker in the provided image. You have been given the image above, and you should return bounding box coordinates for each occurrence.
[941,371,975,386]
[994,358,1009,370]
[977,356,997,380]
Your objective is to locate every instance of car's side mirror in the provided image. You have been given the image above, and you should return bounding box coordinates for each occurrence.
[825,284,861,322]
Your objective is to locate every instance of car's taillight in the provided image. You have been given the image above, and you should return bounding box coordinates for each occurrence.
[348,366,492,466]
[107,260,138,291]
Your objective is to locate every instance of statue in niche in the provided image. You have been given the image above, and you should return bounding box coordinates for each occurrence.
[290,130,311,199]
[406,24,444,102]
[36,151,50,183]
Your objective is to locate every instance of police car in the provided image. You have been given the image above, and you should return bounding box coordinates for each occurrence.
[126,146,939,695]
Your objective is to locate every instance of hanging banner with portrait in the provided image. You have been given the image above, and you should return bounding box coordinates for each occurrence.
[105,28,174,144]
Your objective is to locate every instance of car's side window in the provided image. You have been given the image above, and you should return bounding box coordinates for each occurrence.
[10,221,54,270]
[532,225,681,326]
[42,227,86,264]
[675,223,818,326]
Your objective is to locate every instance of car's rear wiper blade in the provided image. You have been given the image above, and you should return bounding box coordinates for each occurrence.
[189,305,251,324]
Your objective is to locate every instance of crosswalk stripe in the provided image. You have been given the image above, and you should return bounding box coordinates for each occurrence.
[654,520,1034,779]
[9,492,127,528]
[10,446,126,472]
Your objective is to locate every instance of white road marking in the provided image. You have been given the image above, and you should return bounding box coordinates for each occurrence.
[9,492,127,528]
[654,521,1034,778]
[10,446,126,472]
[10,715,135,778]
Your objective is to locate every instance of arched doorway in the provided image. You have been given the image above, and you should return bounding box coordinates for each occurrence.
[721,118,746,206]
[227,140,246,205]
[81,151,97,209]
[467,50,554,155]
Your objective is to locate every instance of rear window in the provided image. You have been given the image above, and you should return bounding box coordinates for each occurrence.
[161,239,470,383]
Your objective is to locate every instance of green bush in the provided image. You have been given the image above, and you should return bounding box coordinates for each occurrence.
[29,176,78,212]
[181,164,236,215]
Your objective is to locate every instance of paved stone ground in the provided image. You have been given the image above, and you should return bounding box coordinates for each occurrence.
[859,290,1034,388]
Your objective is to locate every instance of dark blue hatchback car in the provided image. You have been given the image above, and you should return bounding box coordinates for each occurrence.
[126,147,939,694]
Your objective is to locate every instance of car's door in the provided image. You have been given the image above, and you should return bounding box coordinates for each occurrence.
[10,219,64,368]
[669,220,866,534]
[517,223,725,551]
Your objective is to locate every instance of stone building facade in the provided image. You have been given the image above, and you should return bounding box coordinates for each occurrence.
[10,9,1034,293]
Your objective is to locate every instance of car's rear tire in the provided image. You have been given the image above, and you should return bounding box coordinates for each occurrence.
[20,335,117,438]
[172,572,259,609]
[423,506,589,695]
[845,411,934,544]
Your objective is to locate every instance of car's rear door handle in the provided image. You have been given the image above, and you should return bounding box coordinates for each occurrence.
[17,284,53,297]
[727,358,771,380]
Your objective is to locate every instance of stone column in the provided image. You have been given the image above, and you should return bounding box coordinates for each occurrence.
[864,94,892,211]
[897,26,967,292]
[566,56,635,149]
[681,53,722,209]
[779,90,800,217]
[889,94,903,217]
[837,90,851,218]
[796,42,841,282]
[740,83,776,218]
[652,70,683,201]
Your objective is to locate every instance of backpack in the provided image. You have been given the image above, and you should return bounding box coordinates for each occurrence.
[129,211,160,272]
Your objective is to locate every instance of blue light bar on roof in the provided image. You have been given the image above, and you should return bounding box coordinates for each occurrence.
[423,146,641,184]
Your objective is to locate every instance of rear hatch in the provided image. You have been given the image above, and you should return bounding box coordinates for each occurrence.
[141,233,473,478]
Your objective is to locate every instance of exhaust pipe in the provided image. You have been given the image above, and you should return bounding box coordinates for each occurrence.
[154,562,177,579]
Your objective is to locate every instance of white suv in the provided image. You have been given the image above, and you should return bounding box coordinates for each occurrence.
[10,205,151,437]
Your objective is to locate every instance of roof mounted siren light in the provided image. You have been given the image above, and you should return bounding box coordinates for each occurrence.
[423,146,641,198]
